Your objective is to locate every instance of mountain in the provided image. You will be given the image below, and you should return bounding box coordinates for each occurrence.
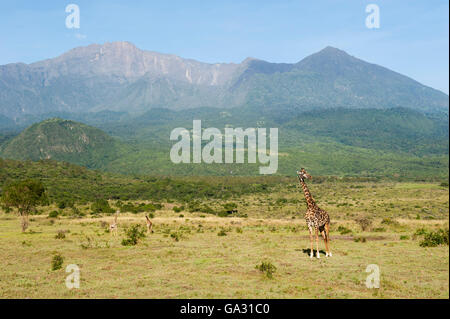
[236,47,449,113]
[0,42,447,120]
[0,118,125,169]
[0,42,448,179]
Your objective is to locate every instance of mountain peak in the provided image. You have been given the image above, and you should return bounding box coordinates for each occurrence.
[299,46,353,64]
[295,45,359,70]
[317,46,349,56]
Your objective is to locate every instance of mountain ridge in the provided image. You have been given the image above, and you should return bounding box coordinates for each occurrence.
[0,41,448,120]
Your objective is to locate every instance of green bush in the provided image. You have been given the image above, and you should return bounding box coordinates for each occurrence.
[256,261,277,279]
[173,206,183,213]
[420,229,449,247]
[119,202,162,214]
[58,201,66,209]
[217,229,227,236]
[170,232,181,242]
[48,210,59,218]
[381,218,400,226]
[222,202,237,211]
[69,206,85,218]
[91,199,114,215]
[121,224,146,246]
[337,226,352,235]
[51,253,64,270]
[217,211,230,217]
[354,236,367,243]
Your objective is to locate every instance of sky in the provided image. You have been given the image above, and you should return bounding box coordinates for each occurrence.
[0,0,448,94]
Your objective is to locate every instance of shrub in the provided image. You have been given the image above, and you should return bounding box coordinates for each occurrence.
[420,229,449,247]
[55,230,66,239]
[58,201,66,209]
[22,240,31,246]
[69,206,85,218]
[91,199,114,215]
[412,227,427,239]
[381,218,400,226]
[170,232,181,242]
[173,206,183,213]
[355,217,372,231]
[337,226,352,235]
[256,261,277,279]
[48,210,59,218]
[354,236,367,243]
[121,224,146,246]
[217,211,230,217]
[51,254,64,270]
[400,235,409,240]
[222,202,237,211]
[218,229,227,236]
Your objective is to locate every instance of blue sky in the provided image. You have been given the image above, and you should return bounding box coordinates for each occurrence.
[0,0,448,93]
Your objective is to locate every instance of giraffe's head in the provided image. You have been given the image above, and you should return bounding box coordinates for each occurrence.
[296,168,312,181]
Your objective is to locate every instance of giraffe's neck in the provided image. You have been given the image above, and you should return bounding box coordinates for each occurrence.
[299,178,317,210]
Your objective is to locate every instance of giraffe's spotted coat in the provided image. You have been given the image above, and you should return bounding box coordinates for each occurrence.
[297,168,331,257]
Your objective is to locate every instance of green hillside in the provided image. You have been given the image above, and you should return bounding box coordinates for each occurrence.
[0,118,126,169]
[1,107,448,180]
[101,106,449,179]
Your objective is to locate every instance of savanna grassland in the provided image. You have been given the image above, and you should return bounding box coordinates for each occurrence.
[0,178,448,299]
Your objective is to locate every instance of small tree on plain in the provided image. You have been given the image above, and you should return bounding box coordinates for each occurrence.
[1,179,48,232]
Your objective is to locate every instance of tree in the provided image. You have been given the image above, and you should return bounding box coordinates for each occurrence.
[91,198,114,215]
[1,179,48,232]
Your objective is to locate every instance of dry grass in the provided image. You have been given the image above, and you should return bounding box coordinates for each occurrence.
[0,181,448,299]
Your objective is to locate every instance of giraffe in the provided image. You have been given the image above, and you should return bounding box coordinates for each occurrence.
[296,168,332,259]
[109,210,119,236]
[145,214,154,233]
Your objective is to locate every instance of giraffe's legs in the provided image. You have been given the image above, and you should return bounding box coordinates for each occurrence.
[325,223,332,257]
[321,229,329,257]
[309,227,314,258]
[315,228,320,258]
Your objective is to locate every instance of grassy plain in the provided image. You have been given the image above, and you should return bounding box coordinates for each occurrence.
[0,181,448,298]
